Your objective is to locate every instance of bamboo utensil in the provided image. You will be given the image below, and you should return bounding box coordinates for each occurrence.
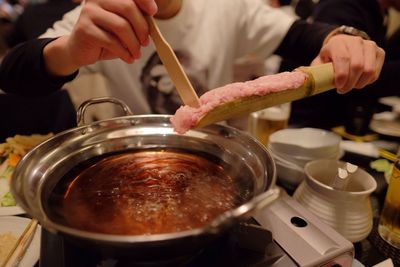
[195,63,335,128]
[1,219,38,267]
[378,148,398,162]
[146,16,200,108]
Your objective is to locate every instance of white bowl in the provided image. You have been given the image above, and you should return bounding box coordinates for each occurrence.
[271,147,340,167]
[269,128,341,159]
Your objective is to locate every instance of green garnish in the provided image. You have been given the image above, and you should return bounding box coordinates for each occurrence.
[1,191,16,207]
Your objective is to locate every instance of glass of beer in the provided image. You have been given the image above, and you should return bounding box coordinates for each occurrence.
[248,103,290,146]
[378,158,400,249]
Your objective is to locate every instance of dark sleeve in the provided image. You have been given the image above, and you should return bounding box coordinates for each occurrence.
[313,0,368,30]
[274,19,336,65]
[386,29,400,60]
[0,38,78,96]
[365,61,400,98]
[4,17,25,48]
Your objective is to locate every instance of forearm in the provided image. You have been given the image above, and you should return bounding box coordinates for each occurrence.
[0,38,78,96]
[274,19,336,65]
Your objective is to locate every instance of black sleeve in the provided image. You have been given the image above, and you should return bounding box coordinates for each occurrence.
[4,18,25,48]
[386,28,400,60]
[313,0,368,30]
[365,61,400,98]
[274,19,336,65]
[312,0,385,46]
[0,38,78,96]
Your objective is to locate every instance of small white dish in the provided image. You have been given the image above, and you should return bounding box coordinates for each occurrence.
[0,206,25,216]
[0,216,41,266]
[370,112,400,138]
[378,96,400,108]
[269,128,341,159]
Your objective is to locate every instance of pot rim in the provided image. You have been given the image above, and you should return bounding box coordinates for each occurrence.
[12,113,277,244]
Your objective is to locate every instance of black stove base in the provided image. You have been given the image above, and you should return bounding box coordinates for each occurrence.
[39,222,295,267]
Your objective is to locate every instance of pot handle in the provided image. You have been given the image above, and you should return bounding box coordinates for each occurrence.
[204,187,281,234]
[76,97,134,126]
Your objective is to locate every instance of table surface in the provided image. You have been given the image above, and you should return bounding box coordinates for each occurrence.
[23,132,400,267]
[308,146,398,266]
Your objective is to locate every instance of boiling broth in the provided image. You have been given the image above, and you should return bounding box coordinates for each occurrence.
[46,149,249,235]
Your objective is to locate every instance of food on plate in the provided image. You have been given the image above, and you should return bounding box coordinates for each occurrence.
[170,71,308,134]
[0,232,17,265]
[0,134,53,207]
[370,159,394,184]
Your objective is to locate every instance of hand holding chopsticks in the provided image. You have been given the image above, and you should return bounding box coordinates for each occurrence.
[1,219,38,267]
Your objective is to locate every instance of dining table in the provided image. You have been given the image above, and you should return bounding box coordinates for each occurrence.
[276,121,400,266]
[2,106,399,267]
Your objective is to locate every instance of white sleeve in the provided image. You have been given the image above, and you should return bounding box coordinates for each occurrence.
[234,0,296,59]
[39,5,98,75]
[39,5,81,38]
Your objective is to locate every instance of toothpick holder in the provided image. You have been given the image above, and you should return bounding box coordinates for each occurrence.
[293,159,377,243]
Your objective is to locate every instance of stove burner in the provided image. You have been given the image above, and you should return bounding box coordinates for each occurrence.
[39,197,355,267]
[39,219,295,267]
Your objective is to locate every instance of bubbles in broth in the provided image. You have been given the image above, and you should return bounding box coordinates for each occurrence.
[47,149,250,235]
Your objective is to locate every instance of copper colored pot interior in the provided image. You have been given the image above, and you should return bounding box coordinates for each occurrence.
[47,148,246,236]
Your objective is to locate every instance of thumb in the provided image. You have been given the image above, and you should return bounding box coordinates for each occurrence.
[310,56,323,66]
[135,0,158,16]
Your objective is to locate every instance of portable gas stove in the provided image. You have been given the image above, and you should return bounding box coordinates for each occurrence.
[39,196,354,267]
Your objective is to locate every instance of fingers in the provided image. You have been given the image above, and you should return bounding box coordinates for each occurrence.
[353,40,383,89]
[74,0,157,64]
[100,0,150,46]
[87,24,135,63]
[318,36,351,93]
[90,5,142,59]
[335,37,364,93]
[45,0,158,75]
[373,46,385,83]
[135,0,158,16]
[318,34,386,94]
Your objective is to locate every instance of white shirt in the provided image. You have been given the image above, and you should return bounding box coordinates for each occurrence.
[41,0,295,114]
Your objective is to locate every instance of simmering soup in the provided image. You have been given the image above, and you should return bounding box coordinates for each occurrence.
[47,149,243,235]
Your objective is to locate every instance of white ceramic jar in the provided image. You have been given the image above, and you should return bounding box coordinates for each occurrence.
[293,159,377,243]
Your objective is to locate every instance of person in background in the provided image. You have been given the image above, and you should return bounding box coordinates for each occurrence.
[4,0,80,48]
[286,0,400,135]
[293,0,317,20]
[0,0,384,126]
[0,0,24,22]
[0,0,82,141]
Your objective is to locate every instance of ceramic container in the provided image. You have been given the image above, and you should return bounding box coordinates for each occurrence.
[293,159,377,243]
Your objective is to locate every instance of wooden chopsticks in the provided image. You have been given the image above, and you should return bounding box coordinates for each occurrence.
[1,219,38,267]
[378,148,398,162]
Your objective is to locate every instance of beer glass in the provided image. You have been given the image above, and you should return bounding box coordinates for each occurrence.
[378,158,400,249]
[248,103,290,146]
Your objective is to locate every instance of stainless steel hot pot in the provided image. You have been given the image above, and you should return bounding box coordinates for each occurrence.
[11,97,278,259]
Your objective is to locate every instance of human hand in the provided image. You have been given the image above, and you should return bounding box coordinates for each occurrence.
[44,0,157,76]
[70,0,157,64]
[311,34,385,94]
